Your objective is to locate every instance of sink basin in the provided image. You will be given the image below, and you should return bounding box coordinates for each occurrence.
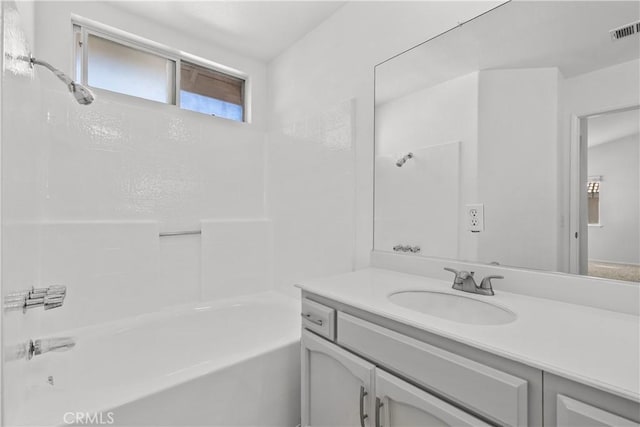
[388,291,516,325]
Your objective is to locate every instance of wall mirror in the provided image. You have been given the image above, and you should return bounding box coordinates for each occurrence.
[374,1,640,282]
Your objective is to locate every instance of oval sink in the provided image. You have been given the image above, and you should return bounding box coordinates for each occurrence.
[388,291,516,325]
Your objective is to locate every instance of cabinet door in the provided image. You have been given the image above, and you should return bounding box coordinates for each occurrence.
[557,395,639,427]
[301,330,375,427]
[375,369,491,427]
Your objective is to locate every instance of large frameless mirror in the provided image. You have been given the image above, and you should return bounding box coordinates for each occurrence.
[374,1,640,282]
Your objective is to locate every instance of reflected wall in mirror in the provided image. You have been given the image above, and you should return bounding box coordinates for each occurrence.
[374,1,640,282]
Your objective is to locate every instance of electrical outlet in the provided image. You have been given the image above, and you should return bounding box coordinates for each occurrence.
[466,204,484,232]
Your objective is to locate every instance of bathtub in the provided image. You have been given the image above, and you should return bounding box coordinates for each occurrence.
[6,292,301,426]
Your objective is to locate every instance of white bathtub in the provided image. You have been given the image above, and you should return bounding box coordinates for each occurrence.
[6,292,301,426]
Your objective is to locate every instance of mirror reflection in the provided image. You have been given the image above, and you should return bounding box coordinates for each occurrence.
[374,1,640,282]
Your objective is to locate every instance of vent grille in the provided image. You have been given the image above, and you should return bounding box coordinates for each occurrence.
[610,21,640,40]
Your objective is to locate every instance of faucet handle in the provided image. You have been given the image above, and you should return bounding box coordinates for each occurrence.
[443,267,460,276]
[444,267,465,285]
[479,275,503,295]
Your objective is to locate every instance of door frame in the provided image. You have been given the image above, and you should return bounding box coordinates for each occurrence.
[568,104,640,274]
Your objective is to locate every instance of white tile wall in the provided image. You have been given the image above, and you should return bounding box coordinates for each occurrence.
[267,99,356,296]
[201,219,272,300]
[2,0,272,339]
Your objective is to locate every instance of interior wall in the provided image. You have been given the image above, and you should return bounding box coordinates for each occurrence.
[588,133,640,265]
[267,1,501,295]
[478,68,560,270]
[3,1,271,338]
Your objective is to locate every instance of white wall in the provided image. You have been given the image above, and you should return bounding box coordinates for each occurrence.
[478,68,560,270]
[267,1,501,294]
[588,133,639,264]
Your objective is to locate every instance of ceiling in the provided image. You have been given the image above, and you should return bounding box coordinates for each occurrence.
[111,1,346,62]
[376,1,640,105]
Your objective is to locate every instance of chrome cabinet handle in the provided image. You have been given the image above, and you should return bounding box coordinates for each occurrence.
[359,386,368,427]
[300,313,323,326]
[375,397,383,427]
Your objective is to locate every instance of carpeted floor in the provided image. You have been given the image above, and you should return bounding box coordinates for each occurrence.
[588,261,640,282]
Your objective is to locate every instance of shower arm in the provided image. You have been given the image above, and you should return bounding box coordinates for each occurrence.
[18,54,95,105]
[29,56,75,90]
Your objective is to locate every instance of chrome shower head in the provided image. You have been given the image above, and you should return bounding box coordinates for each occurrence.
[396,152,414,167]
[28,56,95,105]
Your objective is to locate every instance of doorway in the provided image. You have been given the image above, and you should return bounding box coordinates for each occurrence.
[574,106,640,282]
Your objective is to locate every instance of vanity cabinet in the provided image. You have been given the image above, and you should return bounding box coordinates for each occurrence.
[543,373,640,426]
[375,368,490,426]
[300,296,540,426]
[301,329,490,427]
[301,330,375,426]
[300,293,639,427]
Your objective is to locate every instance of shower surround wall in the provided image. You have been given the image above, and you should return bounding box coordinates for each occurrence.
[3,0,270,337]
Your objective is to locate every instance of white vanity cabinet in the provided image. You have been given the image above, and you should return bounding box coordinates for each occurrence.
[374,369,491,426]
[543,373,640,426]
[556,395,638,426]
[301,329,490,427]
[299,296,537,426]
[300,293,639,427]
[301,330,375,427]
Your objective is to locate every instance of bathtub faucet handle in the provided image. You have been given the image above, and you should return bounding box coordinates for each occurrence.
[4,285,67,313]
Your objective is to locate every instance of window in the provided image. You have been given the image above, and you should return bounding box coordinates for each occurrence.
[180,62,244,121]
[73,21,246,122]
[587,178,601,225]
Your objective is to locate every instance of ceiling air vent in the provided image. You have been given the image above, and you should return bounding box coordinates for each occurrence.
[610,20,640,41]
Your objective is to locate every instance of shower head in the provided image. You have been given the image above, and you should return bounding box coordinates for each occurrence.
[396,152,414,167]
[27,56,95,105]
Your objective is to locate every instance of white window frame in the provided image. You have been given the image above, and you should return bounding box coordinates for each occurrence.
[71,15,249,122]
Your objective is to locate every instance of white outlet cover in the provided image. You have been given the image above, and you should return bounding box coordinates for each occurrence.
[466,203,484,232]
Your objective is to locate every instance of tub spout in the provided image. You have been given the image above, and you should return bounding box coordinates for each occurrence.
[15,337,76,361]
[34,337,76,356]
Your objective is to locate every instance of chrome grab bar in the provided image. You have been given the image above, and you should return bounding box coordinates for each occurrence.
[159,230,201,237]
[4,285,67,313]
[300,313,323,326]
[392,245,421,253]
[359,386,368,427]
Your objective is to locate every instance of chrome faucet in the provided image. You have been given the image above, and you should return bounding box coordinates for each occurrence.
[444,268,503,296]
[14,337,76,361]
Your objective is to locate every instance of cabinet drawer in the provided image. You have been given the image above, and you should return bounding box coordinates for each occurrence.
[557,395,639,427]
[301,298,336,340]
[338,312,528,426]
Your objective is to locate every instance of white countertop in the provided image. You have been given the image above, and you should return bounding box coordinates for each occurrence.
[297,268,640,402]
